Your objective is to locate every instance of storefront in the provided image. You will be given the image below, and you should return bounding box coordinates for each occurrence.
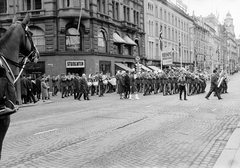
[66,60,85,75]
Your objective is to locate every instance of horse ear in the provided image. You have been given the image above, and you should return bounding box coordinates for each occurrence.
[22,14,30,25]
[12,15,18,23]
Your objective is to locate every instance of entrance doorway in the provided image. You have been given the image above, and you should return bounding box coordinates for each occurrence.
[66,68,85,76]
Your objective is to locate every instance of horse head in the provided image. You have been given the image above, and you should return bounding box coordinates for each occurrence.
[12,14,40,63]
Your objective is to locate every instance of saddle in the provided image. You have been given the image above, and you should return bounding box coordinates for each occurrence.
[0,67,18,119]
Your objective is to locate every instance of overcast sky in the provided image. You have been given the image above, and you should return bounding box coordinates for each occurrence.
[171,0,240,37]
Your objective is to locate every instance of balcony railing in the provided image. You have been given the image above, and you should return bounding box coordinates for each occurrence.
[58,8,90,19]
[17,10,45,18]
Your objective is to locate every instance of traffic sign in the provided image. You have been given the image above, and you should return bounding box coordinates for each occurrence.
[135,56,140,62]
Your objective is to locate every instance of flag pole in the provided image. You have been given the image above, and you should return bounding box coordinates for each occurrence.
[77,1,83,31]
[160,41,162,70]
[159,30,163,70]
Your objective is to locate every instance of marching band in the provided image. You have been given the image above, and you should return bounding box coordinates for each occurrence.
[38,67,229,101]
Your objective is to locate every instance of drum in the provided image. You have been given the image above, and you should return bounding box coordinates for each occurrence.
[87,82,92,87]
[103,80,108,85]
[93,81,98,86]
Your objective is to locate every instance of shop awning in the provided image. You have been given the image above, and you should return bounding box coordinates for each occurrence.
[124,36,137,45]
[115,63,132,72]
[113,33,126,44]
[136,64,152,72]
[148,65,162,72]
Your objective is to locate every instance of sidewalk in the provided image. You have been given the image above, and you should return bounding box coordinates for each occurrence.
[213,73,240,168]
[213,121,240,168]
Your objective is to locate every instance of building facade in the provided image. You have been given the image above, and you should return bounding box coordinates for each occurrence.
[0,0,145,76]
[224,12,238,73]
[144,0,193,69]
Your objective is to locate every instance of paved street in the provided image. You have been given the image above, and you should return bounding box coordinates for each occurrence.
[1,73,240,168]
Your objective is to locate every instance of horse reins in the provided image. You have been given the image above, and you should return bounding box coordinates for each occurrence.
[0,23,39,84]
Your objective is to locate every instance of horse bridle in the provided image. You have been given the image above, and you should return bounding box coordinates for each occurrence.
[0,22,39,84]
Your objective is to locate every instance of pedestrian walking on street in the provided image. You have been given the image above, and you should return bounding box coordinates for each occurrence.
[178,72,187,100]
[205,69,222,100]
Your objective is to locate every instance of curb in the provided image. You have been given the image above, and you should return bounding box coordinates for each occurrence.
[213,121,240,168]
[18,100,53,108]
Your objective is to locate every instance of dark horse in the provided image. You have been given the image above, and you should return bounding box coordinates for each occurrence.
[0,14,39,160]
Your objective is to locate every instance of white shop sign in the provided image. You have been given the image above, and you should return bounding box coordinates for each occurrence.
[66,60,85,68]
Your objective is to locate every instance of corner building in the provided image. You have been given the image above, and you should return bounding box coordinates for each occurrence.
[144,0,193,68]
[0,0,145,76]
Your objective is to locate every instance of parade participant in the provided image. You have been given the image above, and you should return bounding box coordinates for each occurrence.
[59,73,67,98]
[117,71,126,99]
[92,73,99,96]
[73,74,80,99]
[178,72,187,100]
[20,74,28,104]
[77,73,90,101]
[221,73,229,94]
[129,71,140,100]
[52,75,59,96]
[205,69,222,100]
[124,71,130,99]
[87,74,93,96]
[35,74,41,101]
[98,71,104,97]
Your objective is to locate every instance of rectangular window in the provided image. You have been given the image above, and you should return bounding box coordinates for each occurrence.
[136,12,139,26]
[97,0,101,12]
[172,14,174,25]
[172,29,174,41]
[155,5,158,17]
[102,0,106,14]
[155,22,158,37]
[156,43,159,58]
[168,12,170,23]
[112,1,115,19]
[123,6,126,21]
[34,0,42,10]
[127,7,130,21]
[27,0,31,10]
[116,2,119,20]
[133,11,136,24]
[0,0,7,13]
[164,26,167,39]
[164,10,166,21]
[168,27,170,40]
[160,8,162,19]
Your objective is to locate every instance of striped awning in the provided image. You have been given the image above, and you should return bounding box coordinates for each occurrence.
[113,33,126,44]
[148,65,162,72]
[115,63,132,72]
[136,64,152,72]
[124,36,137,45]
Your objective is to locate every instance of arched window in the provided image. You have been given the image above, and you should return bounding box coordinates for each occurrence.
[29,26,45,52]
[66,27,82,51]
[0,28,6,39]
[98,30,107,53]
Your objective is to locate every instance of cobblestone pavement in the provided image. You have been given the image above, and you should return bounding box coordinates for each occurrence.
[1,73,240,168]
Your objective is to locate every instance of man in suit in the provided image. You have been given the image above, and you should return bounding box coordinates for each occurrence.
[73,74,80,99]
[77,74,90,101]
[20,74,28,104]
[205,69,222,100]
[124,71,130,99]
[98,72,104,97]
